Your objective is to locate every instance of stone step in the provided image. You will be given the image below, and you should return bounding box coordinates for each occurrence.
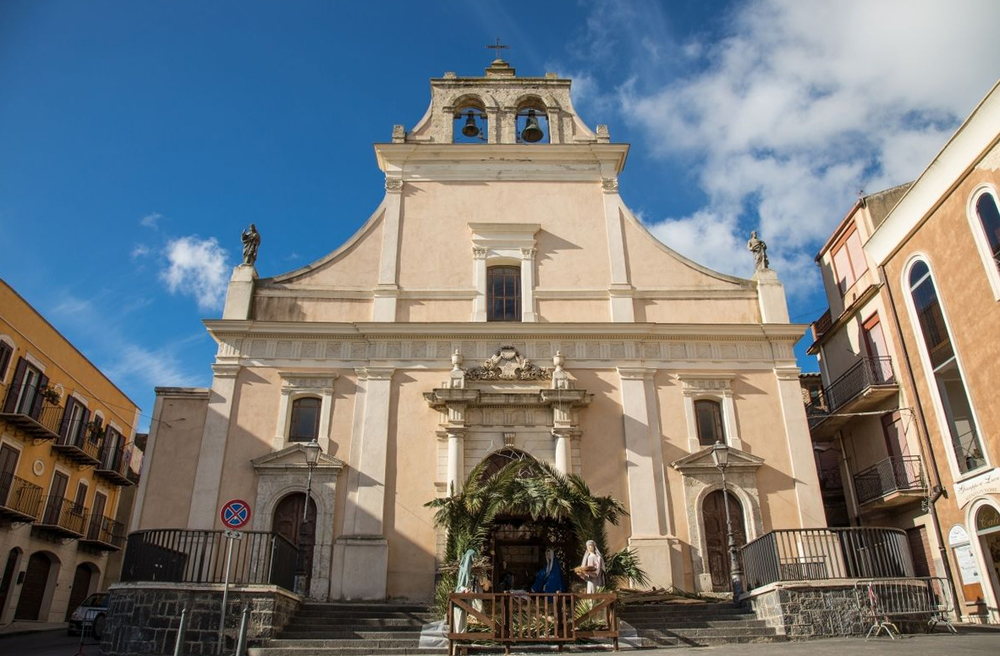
[625,619,770,629]
[636,626,782,637]
[263,638,425,649]
[249,649,447,656]
[276,630,428,640]
[284,617,431,627]
[294,609,437,618]
[299,602,433,612]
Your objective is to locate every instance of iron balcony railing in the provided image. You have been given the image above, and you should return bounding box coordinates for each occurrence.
[741,527,913,591]
[37,495,88,536]
[0,381,63,439]
[804,356,895,422]
[121,529,298,592]
[81,515,126,550]
[95,441,131,486]
[0,471,43,521]
[854,456,926,505]
[52,415,102,465]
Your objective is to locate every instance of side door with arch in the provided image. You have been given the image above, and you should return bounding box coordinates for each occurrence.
[703,490,747,590]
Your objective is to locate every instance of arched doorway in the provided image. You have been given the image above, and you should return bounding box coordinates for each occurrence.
[975,504,1000,611]
[480,450,578,593]
[15,552,58,620]
[65,563,99,621]
[273,493,317,592]
[703,490,746,591]
[0,548,22,621]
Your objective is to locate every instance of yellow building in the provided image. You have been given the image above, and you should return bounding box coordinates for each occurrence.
[0,277,140,624]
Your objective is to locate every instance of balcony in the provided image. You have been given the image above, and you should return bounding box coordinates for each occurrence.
[854,455,927,508]
[35,495,87,538]
[95,442,132,486]
[805,356,897,434]
[811,309,833,342]
[0,472,42,522]
[0,382,62,440]
[51,420,101,467]
[79,515,125,551]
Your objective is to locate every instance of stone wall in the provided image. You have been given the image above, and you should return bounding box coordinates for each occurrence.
[102,582,300,655]
[747,581,866,638]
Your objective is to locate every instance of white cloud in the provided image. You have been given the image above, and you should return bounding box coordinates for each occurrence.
[131,244,150,259]
[104,342,203,389]
[160,236,230,310]
[581,0,1000,295]
[140,212,163,229]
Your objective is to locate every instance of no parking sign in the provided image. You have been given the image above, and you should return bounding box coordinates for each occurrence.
[220,499,251,529]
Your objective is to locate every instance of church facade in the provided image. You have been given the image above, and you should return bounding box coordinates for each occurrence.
[131,59,823,601]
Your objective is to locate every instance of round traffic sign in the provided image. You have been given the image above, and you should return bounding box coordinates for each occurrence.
[220,499,251,529]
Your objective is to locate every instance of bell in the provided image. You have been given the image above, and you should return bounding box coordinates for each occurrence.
[520,110,544,143]
[461,111,480,138]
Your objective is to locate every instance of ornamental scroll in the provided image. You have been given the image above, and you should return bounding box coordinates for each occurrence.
[465,346,552,381]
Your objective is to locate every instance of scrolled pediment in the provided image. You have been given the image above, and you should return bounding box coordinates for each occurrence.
[466,346,551,381]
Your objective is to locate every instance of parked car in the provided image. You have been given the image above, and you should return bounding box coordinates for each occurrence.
[68,592,108,637]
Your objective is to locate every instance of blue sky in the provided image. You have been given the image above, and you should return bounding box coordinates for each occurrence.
[2,1,999,431]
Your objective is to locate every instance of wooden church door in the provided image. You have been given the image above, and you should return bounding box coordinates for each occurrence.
[703,490,746,590]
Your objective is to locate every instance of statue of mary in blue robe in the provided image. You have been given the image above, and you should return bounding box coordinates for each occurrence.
[531,548,565,593]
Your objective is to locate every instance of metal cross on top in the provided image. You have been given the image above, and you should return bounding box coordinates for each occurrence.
[486,37,510,61]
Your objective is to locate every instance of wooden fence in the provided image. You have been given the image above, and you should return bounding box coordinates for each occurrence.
[447,592,618,654]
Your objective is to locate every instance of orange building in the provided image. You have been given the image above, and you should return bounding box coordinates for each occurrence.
[0,277,140,624]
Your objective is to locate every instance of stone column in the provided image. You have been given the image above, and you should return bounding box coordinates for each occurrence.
[333,367,394,599]
[618,367,675,588]
[187,364,240,529]
[552,430,571,474]
[373,178,403,321]
[774,366,826,527]
[446,431,465,495]
[472,247,488,321]
[520,247,537,322]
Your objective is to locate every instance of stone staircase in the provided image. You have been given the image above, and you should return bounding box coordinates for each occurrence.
[248,602,445,656]
[620,601,788,647]
[248,599,787,655]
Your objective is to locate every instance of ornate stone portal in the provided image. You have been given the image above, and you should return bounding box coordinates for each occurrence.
[425,347,590,495]
[252,444,344,600]
[671,446,765,593]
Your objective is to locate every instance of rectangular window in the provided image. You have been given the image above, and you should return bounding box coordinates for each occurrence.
[832,227,869,294]
[695,400,725,446]
[487,266,522,322]
[72,481,88,515]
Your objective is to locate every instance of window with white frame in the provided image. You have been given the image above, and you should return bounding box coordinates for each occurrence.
[0,338,13,384]
[679,375,742,452]
[907,259,986,474]
[968,186,1000,298]
[274,373,337,451]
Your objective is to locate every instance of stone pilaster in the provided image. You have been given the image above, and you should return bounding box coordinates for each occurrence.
[187,364,240,529]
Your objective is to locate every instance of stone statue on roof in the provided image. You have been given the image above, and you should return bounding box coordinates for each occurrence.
[242,223,260,266]
[747,231,768,270]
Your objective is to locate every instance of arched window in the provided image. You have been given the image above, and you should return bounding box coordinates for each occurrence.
[908,260,985,474]
[289,397,321,442]
[452,98,487,144]
[515,98,549,144]
[487,266,521,322]
[975,191,1000,270]
[695,400,725,446]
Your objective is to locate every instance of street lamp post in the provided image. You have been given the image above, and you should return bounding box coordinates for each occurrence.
[295,438,322,596]
[711,439,744,605]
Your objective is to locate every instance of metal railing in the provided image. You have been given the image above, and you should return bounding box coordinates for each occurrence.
[854,456,926,505]
[855,577,956,639]
[84,515,126,548]
[95,440,131,485]
[741,527,913,591]
[120,529,298,592]
[0,471,43,519]
[804,357,895,420]
[54,415,102,462]
[0,381,63,438]
[37,495,88,535]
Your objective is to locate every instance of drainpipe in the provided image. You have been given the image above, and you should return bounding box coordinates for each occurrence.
[879,265,962,617]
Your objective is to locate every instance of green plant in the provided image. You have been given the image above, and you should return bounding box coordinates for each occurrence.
[426,457,648,617]
[37,385,61,405]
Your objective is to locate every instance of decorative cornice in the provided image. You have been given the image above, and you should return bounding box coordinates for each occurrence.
[356,367,395,381]
[466,346,551,381]
[617,367,654,381]
[601,178,619,193]
[211,363,241,379]
[384,178,404,193]
[671,445,765,472]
